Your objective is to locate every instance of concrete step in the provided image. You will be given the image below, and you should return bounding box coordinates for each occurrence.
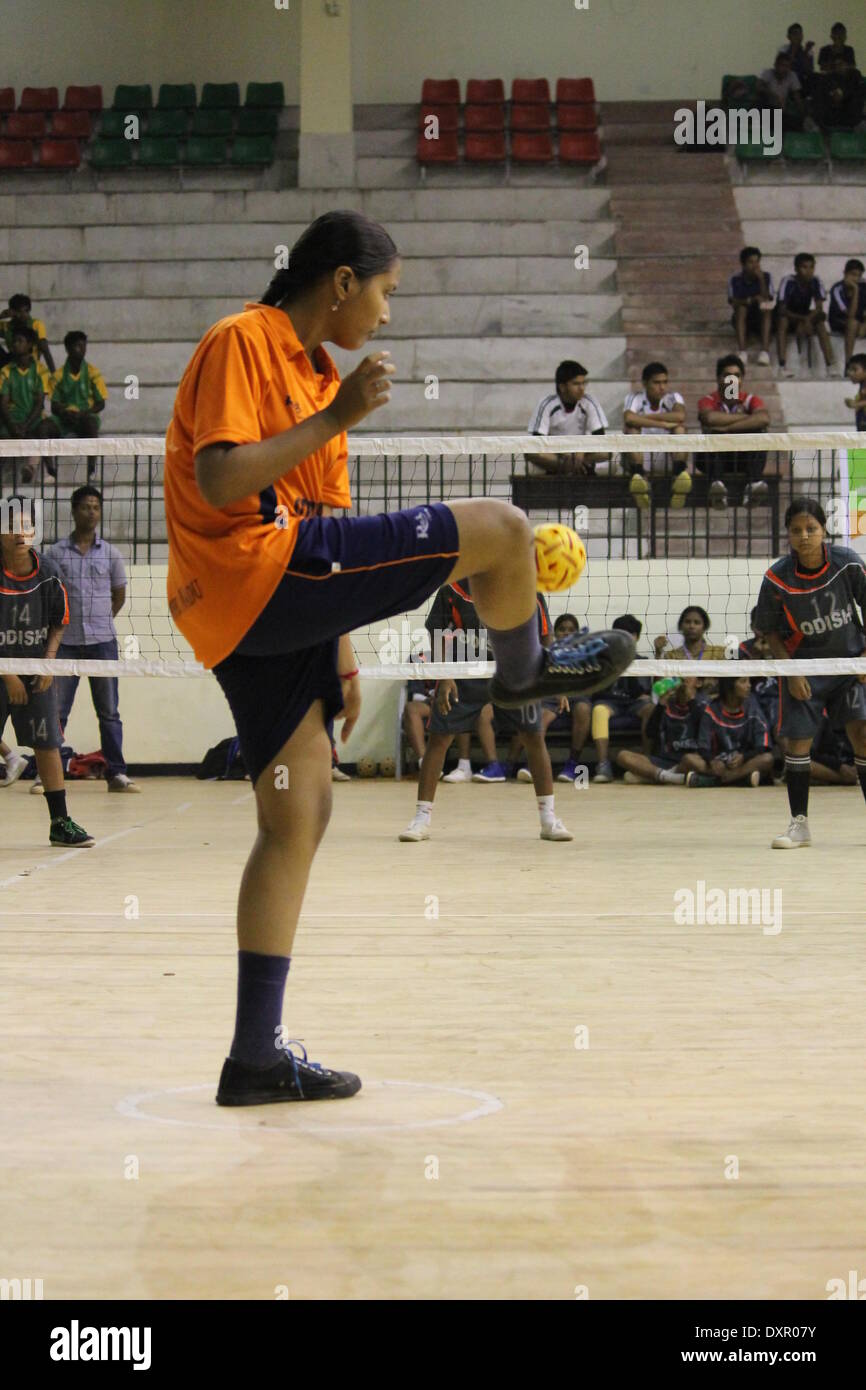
[8,255,619,299]
[737,220,866,256]
[734,186,866,220]
[54,292,623,339]
[355,156,605,188]
[604,149,726,183]
[83,336,629,385]
[615,226,741,256]
[0,165,295,197]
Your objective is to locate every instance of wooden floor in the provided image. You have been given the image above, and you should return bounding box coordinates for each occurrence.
[1,775,865,1300]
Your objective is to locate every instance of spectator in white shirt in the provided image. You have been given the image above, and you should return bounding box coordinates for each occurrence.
[757,51,805,128]
[622,361,691,510]
[525,360,609,475]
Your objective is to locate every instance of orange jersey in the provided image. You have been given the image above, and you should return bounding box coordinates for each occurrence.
[164,303,352,668]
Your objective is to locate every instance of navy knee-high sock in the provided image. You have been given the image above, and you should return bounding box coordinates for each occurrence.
[856,758,866,807]
[230,950,291,1067]
[486,610,544,693]
[785,755,811,819]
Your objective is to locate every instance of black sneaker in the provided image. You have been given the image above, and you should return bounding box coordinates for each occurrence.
[216,1041,362,1106]
[49,816,95,847]
[488,628,636,708]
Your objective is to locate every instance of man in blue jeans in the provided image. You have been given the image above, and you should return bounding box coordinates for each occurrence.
[45,484,139,793]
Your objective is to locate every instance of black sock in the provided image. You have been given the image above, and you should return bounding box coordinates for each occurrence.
[487,609,544,693]
[45,789,67,822]
[230,950,291,1067]
[785,756,811,818]
[856,758,866,807]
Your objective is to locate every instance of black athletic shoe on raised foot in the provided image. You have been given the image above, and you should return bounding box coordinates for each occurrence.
[49,816,95,847]
[216,1041,362,1106]
[488,628,636,708]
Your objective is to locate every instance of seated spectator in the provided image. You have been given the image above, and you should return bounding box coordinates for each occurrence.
[0,326,60,482]
[757,51,805,129]
[728,247,775,366]
[845,352,866,431]
[616,675,701,785]
[812,53,864,131]
[0,293,55,372]
[818,22,856,73]
[697,354,770,509]
[811,714,857,784]
[776,254,836,377]
[49,331,107,476]
[681,676,774,786]
[551,611,593,783]
[778,22,816,93]
[653,605,728,678]
[0,736,27,786]
[829,260,866,365]
[525,360,610,476]
[589,615,653,783]
[737,608,779,733]
[622,361,691,511]
[499,600,568,781]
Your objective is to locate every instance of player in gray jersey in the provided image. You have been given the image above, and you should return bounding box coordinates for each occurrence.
[0,503,93,846]
[753,496,866,848]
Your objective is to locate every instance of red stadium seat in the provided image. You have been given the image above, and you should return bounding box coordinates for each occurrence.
[63,85,103,112]
[511,132,554,162]
[464,131,506,162]
[19,87,59,112]
[418,105,459,133]
[420,78,460,105]
[511,78,550,104]
[556,78,596,105]
[559,131,602,164]
[39,138,81,169]
[556,104,598,132]
[466,78,505,104]
[0,89,15,113]
[51,110,92,139]
[6,112,47,139]
[416,130,459,164]
[0,139,35,168]
[465,103,505,132]
[510,103,551,131]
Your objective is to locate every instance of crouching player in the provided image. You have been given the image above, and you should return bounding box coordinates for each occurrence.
[681,675,774,787]
[0,504,94,846]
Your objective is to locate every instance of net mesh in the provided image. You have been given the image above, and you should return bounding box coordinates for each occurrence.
[1,433,865,681]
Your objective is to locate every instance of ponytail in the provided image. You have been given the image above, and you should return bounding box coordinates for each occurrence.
[261,210,398,306]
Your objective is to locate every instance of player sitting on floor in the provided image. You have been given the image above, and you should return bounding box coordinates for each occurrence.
[681,676,775,787]
[0,504,93,846]
[844,352,866,432]
[753,496,866,848]
[553,612,593,783]
[622,361,690,511]
[400,579,572,841]
[590,615,653,782]
[0,737,27,786]
[811,713,858,786]
[615,675,700,785]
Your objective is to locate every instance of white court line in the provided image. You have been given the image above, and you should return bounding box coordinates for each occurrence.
[0,908,862,921]
[0,801,194,892]
[230,791,255,804]
[116,1078,503,1136]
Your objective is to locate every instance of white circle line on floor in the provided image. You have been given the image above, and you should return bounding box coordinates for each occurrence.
[115,1078,504,1135]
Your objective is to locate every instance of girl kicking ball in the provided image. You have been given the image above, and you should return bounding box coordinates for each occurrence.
[163,210,635,1107]
[754,497,866,848]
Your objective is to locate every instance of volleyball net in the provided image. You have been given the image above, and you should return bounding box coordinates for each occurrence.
[1,433,865,685]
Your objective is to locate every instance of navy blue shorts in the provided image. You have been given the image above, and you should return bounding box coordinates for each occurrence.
[0,678,63,751]
[214,503,459,784]
[777,674,866,742]
[493,701,543,735]
[427,694,487,736]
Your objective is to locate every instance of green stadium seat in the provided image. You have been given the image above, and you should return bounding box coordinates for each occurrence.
[137,136,180,165]
[236,107,278,136]
[112,84,153,111]
[230,134,275,165]
[191,108,233,137]
[157,83,197,110]
[88,138,133,168]
[97,111,127,138]
[244,82,284,108]
[721,74,757,105]
[829,130,866,161]
[736,140,779,161]
[783,131,825,161]
[185,136,227,165]
[200,82,240,109]
[147,109,187,137]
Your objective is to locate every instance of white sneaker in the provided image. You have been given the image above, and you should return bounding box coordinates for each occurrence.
[828,362,843,378]
[780,363,796,378]
[743,480,769,504]
[622,770,644,784]
[709,479,728,510]
[516,766,533,782]
[756,350,770,366]
[331,765,351,781]
[540,817,573,841]
[29,777,44,796]
[108,773,141,793]
[748,770,761,787]
[771,815,811,849]
[739,349,748,364]
[1,752,27,787]
[399,816,431,842]
[442,765,472,782]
